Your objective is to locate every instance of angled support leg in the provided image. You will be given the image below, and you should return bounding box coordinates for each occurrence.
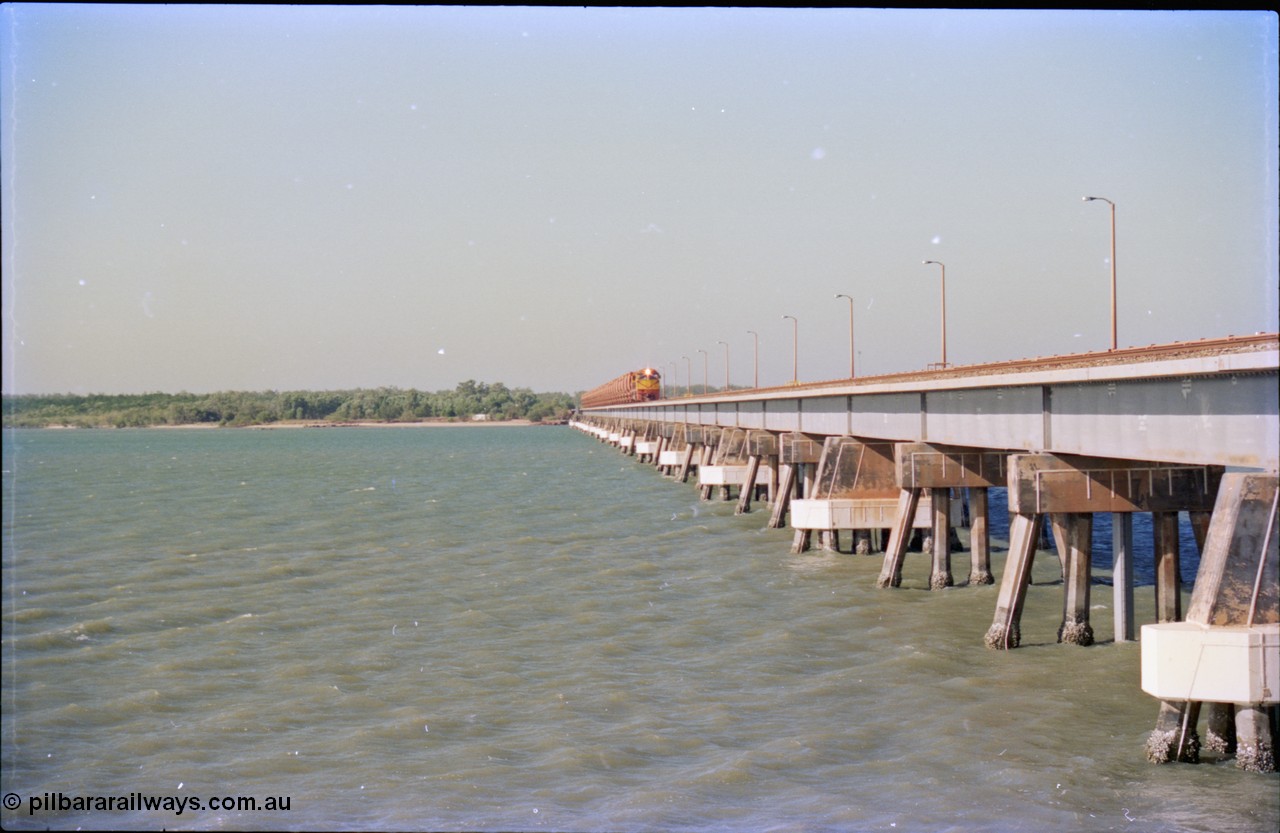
[876,488,921,588]
[735,454,762,515]
[768,464,796,529]
[984,513,1042,649]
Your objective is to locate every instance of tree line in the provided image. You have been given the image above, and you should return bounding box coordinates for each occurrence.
[2,381,579,428]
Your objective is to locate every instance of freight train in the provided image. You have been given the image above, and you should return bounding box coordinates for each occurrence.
[580,368,662,409]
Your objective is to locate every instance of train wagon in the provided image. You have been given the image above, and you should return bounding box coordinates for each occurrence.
[580,368,662,409]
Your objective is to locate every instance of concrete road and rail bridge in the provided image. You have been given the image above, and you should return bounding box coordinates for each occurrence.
[573,334,1279,772]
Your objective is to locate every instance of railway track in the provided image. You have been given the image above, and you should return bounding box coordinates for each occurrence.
[678,333,1280,399]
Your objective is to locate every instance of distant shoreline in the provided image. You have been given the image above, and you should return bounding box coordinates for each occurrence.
[249,419,550,429]
[16,418,563,430]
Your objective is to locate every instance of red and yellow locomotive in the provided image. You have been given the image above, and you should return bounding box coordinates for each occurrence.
[580,368,662,409]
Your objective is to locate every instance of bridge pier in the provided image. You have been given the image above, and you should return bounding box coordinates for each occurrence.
[787,436,927,557]
[610,420,637,455]
[984,454,1221,650]
[734,433,777,515]
[878,444,1004,589]
[656,424,684,476]
[775,433,823,549]
[634,423,661,463]
[676,427,704,484]
[696,428,721,500]
[1141,471,1279,772]
[697,428,774,507]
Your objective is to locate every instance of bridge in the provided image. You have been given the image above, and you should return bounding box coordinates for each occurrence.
[573,334,1279,771]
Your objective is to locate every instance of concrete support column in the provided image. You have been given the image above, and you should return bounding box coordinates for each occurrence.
[1204,703,1237,755]
[1051,512,1095,646]
[1189,510,1211,554]
[930,487,953,589]
[790,463,813,553]
[968,487,993,584]
[1235,705,1276,773]
[1153,511,1182,623]
[1113,512,1135,642]
[1145,700,1201,763]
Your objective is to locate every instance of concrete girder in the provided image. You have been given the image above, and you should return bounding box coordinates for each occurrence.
[779,433,824,465]
[894,443,1007,489]
[1005,453,1222,515]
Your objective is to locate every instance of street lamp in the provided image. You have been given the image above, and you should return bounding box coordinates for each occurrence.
[922,260,947,368]
[698,348,708,395]
[682,355,691,397]
[1083,195,1117,351]
[782,315,798,384]
[835,293,855,378]
[717,340,730,390]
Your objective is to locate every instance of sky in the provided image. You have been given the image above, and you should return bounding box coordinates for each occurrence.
[2,6,1276,396]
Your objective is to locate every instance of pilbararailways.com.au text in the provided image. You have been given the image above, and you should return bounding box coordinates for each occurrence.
[4,791,292,816]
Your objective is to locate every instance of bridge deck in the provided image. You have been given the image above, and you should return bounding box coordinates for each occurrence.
[585,336,1280,472]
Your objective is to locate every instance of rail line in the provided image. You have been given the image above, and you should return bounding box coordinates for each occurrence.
[660,333,1279,400]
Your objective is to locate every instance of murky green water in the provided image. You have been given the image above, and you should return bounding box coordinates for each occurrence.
[3,426,1276,831]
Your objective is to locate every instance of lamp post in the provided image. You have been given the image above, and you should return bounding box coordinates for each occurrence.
[682,355,691,397]
[922,260,947,368]
[782,315,798,384]
[668,361,677,398]
[717,340,730,391]
[747,331,759,389]
[835,293,855,378]
[698,348,708,395]
[1083,195,1117,351]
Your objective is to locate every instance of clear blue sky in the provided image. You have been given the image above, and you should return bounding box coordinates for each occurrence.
[3,6,1276,395]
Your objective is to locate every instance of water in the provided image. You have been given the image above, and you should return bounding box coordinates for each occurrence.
[2,426,1276,832]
